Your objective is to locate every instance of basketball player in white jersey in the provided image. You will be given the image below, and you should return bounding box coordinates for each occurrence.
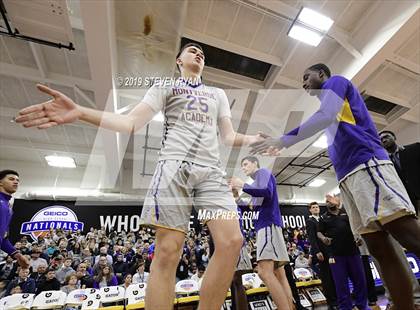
[16,43,264,309]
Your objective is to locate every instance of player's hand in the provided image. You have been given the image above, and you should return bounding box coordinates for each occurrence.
[15,84,82,129]
[316,252,324,262]
[250,136,284,156]
[228,177,244,190]
[326,194,340,206]
[14,253,30,269]
[328,257,335,264]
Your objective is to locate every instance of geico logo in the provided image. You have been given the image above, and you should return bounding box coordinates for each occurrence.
[43,211,68,216]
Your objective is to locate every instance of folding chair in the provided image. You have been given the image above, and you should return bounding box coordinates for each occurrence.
[81,294,101,310]
[0,293,35,309]
[175,279,200,306]
[125,283,147,310]
[65,289,97,308]
[242,272,264,289]
[31,291,67,309]
[97,286,125,310]
[293,268,313,282]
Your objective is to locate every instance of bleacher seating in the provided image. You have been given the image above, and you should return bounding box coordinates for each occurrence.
[31,291,67,309]
[125,283,146,310]
[0,293,35,310]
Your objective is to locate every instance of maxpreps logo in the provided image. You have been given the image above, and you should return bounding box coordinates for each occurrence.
[20,206,84,240]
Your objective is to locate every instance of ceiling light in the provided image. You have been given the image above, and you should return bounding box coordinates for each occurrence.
[287,7,334,46]
[45,155,76,168]
[153,112,164,122]
[298,7,334,32]
[288,24,323,46]
[308,178,326,187]
[312,134,328,148]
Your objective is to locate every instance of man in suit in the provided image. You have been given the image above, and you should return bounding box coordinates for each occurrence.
[379,130,420,214]
[307,202,337,310]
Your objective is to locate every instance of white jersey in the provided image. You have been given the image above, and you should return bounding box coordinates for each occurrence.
[142,80,231,168]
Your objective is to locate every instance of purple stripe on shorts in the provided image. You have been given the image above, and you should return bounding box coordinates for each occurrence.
[372,158,410,207]
[270,226,279,258]
[364,163,380,215]
[153,161,165,221]
[258,227,268,258]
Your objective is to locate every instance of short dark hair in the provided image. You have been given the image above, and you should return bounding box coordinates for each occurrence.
[0,170,19,181]
[308,201,319,208]
[197,265,206,272]
[241,156,260,168]
[378,130,396,139]
[306,63,331,78]
[176,42,204,71]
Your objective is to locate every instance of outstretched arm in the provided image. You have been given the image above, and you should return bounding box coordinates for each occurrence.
[15,84,157,133]
[250,76,349,154]
[218,117,263,146]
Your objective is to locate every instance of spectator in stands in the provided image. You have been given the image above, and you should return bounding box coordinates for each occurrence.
[56,257,75,284]
[76,263,93,288]
[29,248,48,271]
[176,253,190,282]
[93,265,118,289]
[121,274,132,289]
[140,252,151,273]
[49,255,63,270]
[46,241,57,257]
[36,268,60,294]
[132,261,149,284]
[95,247,113,265]
[190,265,205,283]
[294,251,310,269]
[187,263,197,280]
[113,253,128,284]
[31,262,47,287]
[81,248,93,265]
[5,268,36,295]
[93,256,110,276]
[0,255,17,281]
[61,273,79,294]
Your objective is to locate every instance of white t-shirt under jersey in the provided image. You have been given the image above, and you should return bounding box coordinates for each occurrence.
[142,80,232,168]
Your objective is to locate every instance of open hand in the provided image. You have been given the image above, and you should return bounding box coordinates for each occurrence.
[250,134,284,156]
[15,84,81,129]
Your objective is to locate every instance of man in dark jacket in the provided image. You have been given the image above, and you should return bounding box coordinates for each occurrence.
[36,269,60,294]
[379,130,420,214]
[307,202,337,310]
[318,198,368,310]
[113,254,128,284]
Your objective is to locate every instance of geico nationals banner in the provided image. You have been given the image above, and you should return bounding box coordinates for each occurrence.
[9,199,314,242]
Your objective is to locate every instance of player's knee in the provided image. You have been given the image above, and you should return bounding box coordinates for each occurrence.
[257,266,271,281]
[154,242,181,266]
[217,233,243,253]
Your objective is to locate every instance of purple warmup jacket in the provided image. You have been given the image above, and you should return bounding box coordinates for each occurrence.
[0,192,17,256]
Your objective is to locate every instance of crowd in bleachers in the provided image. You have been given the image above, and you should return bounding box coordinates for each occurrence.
[0,224,315,299]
